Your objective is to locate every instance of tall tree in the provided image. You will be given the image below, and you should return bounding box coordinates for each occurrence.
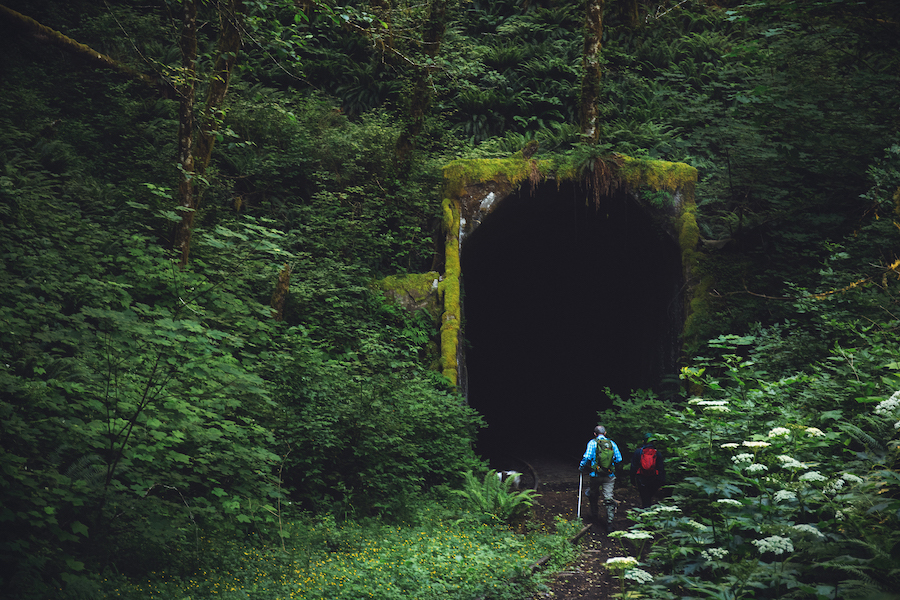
[173,0,244,266]
[580,0,605,143]
[395,0,448,165]
[174,0,199,266]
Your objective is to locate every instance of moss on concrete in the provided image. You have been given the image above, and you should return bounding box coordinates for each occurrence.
[372,271,442,322]
[619,156,697,196]
[442,157,554,200]
[438,197,462,385]
[435,152,701,388]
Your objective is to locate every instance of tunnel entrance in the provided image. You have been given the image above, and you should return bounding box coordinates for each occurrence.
[460,181,683,463]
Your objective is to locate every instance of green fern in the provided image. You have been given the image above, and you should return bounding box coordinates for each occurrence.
[454,469,537,525]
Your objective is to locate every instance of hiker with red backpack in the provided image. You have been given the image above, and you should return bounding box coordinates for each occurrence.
[578,425,623,531]
[630,433,666,508]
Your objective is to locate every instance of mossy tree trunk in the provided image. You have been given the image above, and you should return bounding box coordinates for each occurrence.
[174,0,244,267]
[622,0,640,27]
[579,0,606,143]
[194,0,243,173]
[395,0,447,166]
[174,0,199,267]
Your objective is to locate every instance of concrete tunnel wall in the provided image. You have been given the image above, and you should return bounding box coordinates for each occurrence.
[458,181,685,462]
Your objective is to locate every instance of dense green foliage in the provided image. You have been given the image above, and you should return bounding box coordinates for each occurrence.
[100,507,580,600]
[1,0,899,598]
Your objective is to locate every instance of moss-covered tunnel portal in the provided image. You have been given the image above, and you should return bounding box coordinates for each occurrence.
[460,182,684,462]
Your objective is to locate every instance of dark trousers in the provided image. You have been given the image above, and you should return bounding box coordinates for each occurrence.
[635,475,662,508]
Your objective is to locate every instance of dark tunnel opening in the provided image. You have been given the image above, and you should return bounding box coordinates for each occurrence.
[460,182,684,465]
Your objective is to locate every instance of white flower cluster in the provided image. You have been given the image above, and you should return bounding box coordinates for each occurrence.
[824,477,845,495]
[799,471,827,482]
[689,398,729,406]
[720,443,740,449]
[685,519,709,531]
[624,568,655,583]
[776,455,806,470]
[606,556,639,569]
[689,398,730,412]
[715,498,742,507]
[732,453,754,464]
[791,524,825,539]
[768,427,791,438]
[773,490,797,503]
[609,530,653,540]
[640,505,681,518]
[752,535,794,555]
[874,391,900,417]
[805,427,825,437]
[701,547,729,561]
[841,473,863,484]
[742,440,771,448]
[746,463,769,474]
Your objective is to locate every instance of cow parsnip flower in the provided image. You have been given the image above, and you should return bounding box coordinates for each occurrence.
[792,524,825,539]
[752,535,794,555]
[715,498,742,506]
[742,441,771,448]
[774,490,797,503]
[606,556,639,569]
[701,547,729,560]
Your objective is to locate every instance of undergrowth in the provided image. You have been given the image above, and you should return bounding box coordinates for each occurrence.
[94,504,580,600]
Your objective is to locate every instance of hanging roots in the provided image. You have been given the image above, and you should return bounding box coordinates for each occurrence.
[585,155,625,208]
[527,159,541,195]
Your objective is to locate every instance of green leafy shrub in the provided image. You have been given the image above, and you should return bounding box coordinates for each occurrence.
[454,470,537,526]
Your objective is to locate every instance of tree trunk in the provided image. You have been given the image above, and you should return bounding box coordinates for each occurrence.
[270,263,292,321]
[195,0,243,174]
[174,0,244,267]
[395,0,447,165]
[622,0,640,27]
[173,0,198,267]
[580,0,605,144]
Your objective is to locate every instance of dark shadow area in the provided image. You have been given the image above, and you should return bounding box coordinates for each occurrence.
[461,182,683,464]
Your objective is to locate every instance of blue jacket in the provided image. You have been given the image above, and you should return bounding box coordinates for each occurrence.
[579,435,622,478]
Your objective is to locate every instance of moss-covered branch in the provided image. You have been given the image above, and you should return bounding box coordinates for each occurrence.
[0,4,158,88]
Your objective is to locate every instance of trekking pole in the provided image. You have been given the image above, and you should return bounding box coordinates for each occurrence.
[577,472,583,518]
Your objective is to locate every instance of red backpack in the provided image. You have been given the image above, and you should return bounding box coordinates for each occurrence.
[637,446,658,476]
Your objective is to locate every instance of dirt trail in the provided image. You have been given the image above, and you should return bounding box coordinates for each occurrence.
[521,457,645,600]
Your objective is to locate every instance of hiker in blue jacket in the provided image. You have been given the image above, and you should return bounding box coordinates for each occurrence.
[579,425,623,531]
[630,433,666,508]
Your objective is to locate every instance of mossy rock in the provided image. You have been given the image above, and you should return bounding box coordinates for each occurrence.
[372,272,443,323]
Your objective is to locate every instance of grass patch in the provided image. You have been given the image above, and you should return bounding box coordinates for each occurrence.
[98,504,580,600]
